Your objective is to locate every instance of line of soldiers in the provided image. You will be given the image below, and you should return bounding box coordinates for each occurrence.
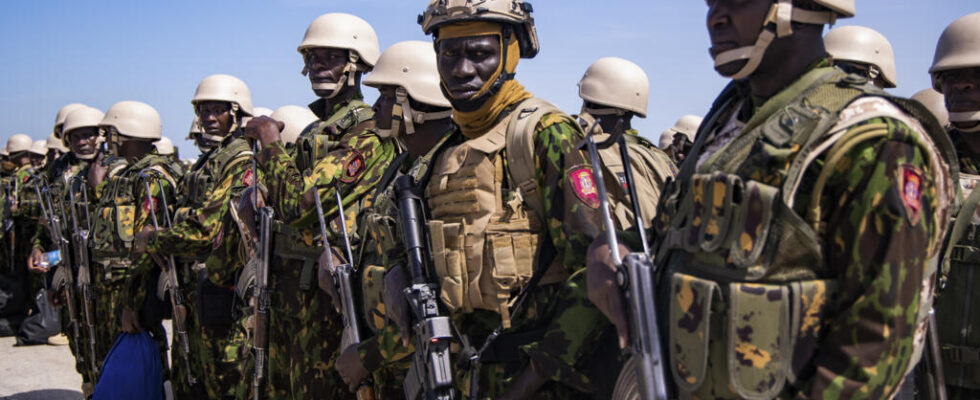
[3,1,980,399]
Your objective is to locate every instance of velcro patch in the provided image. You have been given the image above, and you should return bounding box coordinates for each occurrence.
[242,169,255,187]
[340,150,365,184]
[568,166,600,209]
[899,164,922,224]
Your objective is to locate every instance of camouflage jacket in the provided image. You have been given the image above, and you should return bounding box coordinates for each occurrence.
[354,127,462,374]
[654,62,955,399]
[31,153,92,250]
[146,135,255,268]
[11,164,43,221]
[292,95,375,174]
[91,152,183,264]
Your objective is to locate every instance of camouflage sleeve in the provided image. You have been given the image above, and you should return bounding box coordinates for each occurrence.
[805,117,942,399]
[520,114,609,390]
[148,157,257,258]
[257,132,397,228]
[133,169,178,234]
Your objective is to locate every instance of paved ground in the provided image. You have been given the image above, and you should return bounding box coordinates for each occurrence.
[0,322,173,400]
[0,334,83,400]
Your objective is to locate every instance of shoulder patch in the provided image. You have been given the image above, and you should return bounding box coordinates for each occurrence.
[242,169,255,187]
[899,164,922,224]
[568,165,600,209]
[340,150,366,183]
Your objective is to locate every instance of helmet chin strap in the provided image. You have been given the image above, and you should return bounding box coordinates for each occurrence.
[713,0,838,80]
[377,87,453,138]
[951,110,980,132]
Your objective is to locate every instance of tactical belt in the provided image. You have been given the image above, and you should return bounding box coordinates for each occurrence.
[270,220,320,291]
[942,344,980,364]
[950,244,980,264]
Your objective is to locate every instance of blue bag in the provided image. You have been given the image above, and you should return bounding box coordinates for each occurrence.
[93,332,164,400]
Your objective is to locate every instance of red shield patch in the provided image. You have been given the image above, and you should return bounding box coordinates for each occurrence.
[242,169,255,187]
[340,151,365,184]
[900,164,922,224]
[568,166,600,209]
[142,196,160,214]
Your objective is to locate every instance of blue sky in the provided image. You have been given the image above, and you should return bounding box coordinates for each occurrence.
[1,1,976,159]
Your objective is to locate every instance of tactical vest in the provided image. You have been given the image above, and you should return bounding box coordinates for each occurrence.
[91,155,181,279]
[654,68,956,399]
[178,137,251,220]
[935,156,980,389]
[294,99,374,173]
[426,98,570,328]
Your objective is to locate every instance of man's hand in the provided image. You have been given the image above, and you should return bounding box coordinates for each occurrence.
[27,247,45,273]
[318,249,344,312]
[498,367,549,400]
[243,116,285,148]
[383,265,411,347]
[121,309,143,333]
[586,236,631,349]
[335,344,370,392]
[88,152,109,188]
[134,225,160,255]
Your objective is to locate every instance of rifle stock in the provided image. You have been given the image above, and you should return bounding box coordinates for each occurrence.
[393,175,454,400]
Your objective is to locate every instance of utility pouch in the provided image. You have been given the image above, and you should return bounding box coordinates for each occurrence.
[727,282,790,399]
[428,220,466,313]
[668,272,720,393]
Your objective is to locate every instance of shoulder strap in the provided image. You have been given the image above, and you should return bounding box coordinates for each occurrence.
[942,187,980,286]
[504,97,562,224]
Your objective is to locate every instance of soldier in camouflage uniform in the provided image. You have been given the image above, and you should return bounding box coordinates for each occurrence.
[241,13,389,400]
[929,12,980,400]
[134,74,258,399]
[28,106,105,394]
[0,135,39,341]
[824,25,898,90]
[588,1,957,398]
[326,40,460,397]
[366,2,614,398]
[85,101,180,382]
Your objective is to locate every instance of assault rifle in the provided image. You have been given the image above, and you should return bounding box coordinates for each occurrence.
[2,179,14,269]
[140,170,196,386]
[578,119,668,400]
[393,175,454,400]
[64,175,99,379]
[312,182,374,400]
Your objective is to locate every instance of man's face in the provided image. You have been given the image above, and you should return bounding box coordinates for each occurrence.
[436,35,501,102]
[706,0,771,77]
[372,85,398,132]
[67,127,99,157]
[118,136,151,162]
[304,47,350,97]
[11,152,30,167]
[196,101,234,136]
[941,67,980,130]
[30,154,45,168]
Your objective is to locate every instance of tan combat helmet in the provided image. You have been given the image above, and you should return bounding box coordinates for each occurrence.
[364,40,453,137]
[154,137,175,156]
[192,74,253,133]
[930,12,980,129]
[824,25,897,88]
[0,145,7,158]
[420,0,539,59]
[270,105,318,145]
[911,89,950,129]
[578,57,650,118]
[6,134,33,155]
[29,140,47,156]
[713,0,854,80]
[46,134,68,154]
[660,115,702,148]
[252,107,273,117]
[101,101,162,141]
[299,13,380,98]
[53,103,88,139]
[62,107,105,159]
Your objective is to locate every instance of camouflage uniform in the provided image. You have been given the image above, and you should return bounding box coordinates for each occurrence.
[354,127,461,398]
[90,151,182,380]
[934,129,980,399]
[0,165,38,339]
[652,62,956,399]
[143,135,256,399]
[252,95,394,399]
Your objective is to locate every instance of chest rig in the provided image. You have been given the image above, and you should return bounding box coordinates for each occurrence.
[92,155,179,269]
[654,68,956,399]
[294,99,374,174]
[425,104,567,328]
